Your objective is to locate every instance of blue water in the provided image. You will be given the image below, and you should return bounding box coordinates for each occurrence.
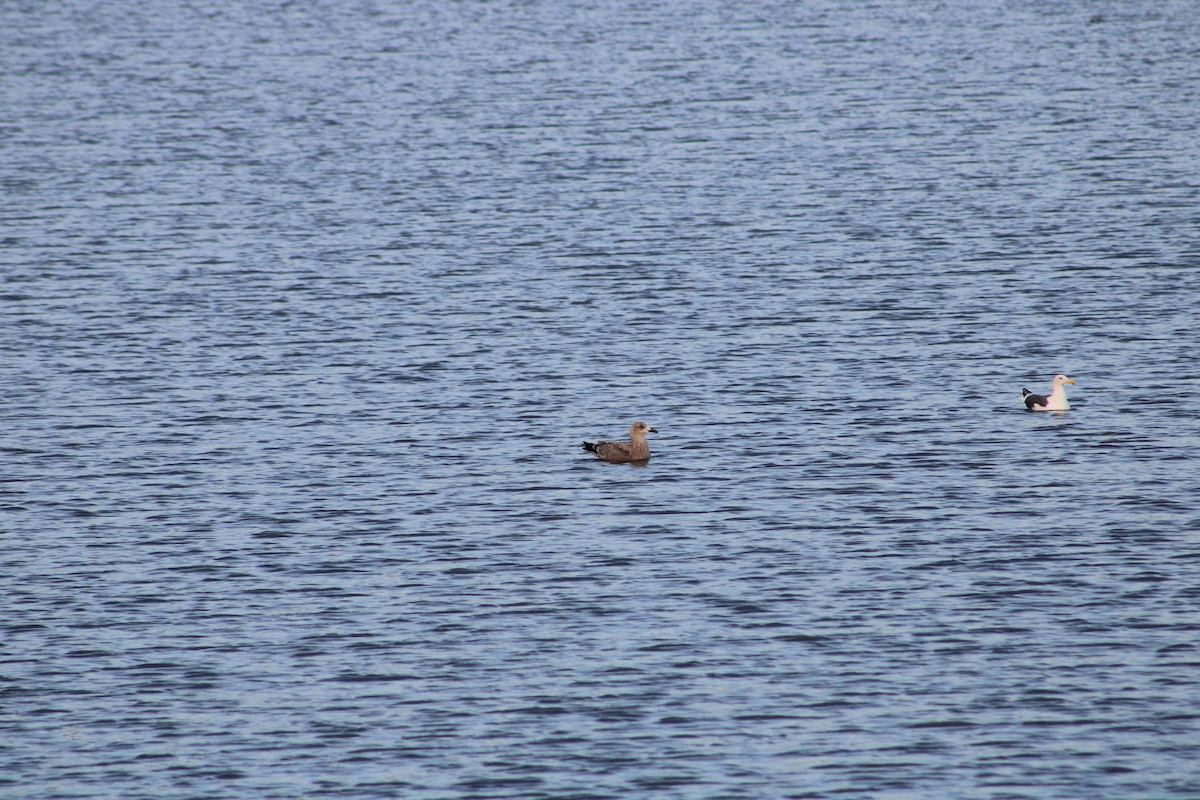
[3,1,1199,798]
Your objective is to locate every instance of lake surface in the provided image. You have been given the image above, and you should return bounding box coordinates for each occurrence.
[3,1,1199,798]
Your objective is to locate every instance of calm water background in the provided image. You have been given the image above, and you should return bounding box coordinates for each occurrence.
[3,1,1199,798]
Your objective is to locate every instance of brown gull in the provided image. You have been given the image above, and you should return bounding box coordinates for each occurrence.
[581,421,658,463]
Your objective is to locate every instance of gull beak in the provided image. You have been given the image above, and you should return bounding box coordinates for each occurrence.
[1064,378,1076,385]
[648,427,659,434]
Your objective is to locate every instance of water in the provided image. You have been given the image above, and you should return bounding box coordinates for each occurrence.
[3,1,1199,798]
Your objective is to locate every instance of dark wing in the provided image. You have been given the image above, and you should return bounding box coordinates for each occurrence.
[590,440,633,463]
[1022,389,1048,410]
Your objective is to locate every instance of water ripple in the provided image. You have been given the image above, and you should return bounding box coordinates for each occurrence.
[4,1,1200,798]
